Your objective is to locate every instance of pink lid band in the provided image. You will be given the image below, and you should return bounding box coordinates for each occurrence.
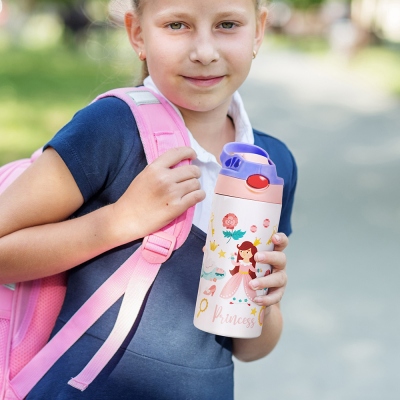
[215,174,283,204]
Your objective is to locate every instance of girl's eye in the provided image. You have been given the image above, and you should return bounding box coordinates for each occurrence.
[169,22,184,30]
[220,22,236,29]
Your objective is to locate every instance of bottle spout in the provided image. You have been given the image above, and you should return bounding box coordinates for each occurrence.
[219,142,284,186]
[240,153,270,165]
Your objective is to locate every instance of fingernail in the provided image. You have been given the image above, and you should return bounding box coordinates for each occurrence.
[250,279,259,289]
[274,234,281,243]
[255,253,266,262]
[254,297,263,304]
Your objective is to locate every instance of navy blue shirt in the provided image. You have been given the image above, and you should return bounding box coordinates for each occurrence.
[28,96,297,399]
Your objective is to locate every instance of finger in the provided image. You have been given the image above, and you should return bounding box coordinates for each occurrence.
[254,251,287,270]
[177,176,202,194]
[141,161,199,195]
[271,233,289,252]
[254,287,285,307]
[152,146,197,169]
[170,164,201,183]
[250,269,287,291]
[163,176,202,205]
[180,189,206,209]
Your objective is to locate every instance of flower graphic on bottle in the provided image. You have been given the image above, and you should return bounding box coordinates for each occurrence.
[222,213,238,230]
[222,213,246,243]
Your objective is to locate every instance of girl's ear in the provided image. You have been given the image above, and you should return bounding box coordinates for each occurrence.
[125,11,144,56]
[253,7,268,53]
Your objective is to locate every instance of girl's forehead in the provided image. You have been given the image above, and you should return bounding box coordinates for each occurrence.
[139,0,258,13]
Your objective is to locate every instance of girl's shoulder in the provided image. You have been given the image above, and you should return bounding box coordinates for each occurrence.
[47,96,141,154]
[253,129,295,164]
[67,96,138,141]
[45,96,144,202]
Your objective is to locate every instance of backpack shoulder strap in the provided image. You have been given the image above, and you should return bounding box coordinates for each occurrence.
[10,87,195,398]
[94,87,194,249]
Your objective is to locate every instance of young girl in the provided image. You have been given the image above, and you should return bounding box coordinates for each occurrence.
[0,0,297,398]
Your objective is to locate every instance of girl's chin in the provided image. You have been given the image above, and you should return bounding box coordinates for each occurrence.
[171,95,232,114]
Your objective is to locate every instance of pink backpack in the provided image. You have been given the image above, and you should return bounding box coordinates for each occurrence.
[0,87,193,399]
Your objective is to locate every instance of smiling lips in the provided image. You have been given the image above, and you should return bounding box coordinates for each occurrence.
[183,75,224,87]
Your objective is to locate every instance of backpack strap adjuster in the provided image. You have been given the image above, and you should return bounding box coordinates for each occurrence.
[141,231,177,264]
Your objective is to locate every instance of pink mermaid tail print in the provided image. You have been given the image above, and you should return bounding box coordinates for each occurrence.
[220,260,256,301]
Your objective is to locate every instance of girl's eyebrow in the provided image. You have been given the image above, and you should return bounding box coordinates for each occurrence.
[214,11,247,19]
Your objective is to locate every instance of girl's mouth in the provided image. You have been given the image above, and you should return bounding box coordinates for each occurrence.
[183,76,224,87]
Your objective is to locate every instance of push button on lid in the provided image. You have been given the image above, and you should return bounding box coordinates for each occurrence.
[246,174,270,189]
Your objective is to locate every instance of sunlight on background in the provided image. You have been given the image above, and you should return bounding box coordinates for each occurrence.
[0,0,139,164]
[20,13,63,49]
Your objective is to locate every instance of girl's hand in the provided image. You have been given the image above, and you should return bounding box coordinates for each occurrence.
[250,233,288,307]
[111,146,205,242]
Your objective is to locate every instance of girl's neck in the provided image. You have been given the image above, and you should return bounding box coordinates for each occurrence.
[179,106,235,163]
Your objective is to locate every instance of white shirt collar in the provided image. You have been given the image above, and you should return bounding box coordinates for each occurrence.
[143,76,254,165]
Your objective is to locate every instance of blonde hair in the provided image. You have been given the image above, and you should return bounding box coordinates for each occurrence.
[131,0,267,83]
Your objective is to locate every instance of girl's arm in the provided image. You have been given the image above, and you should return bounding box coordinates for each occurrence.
[0,147,205,284]
[249,263,257,272]
[232,234,288,361]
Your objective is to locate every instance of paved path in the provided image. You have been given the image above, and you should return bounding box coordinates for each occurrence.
[234,44,400,400]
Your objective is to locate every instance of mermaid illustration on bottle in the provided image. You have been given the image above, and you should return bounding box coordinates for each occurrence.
[220,241,258,302]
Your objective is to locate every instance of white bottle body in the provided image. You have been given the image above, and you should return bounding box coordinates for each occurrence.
[193,194,282,338]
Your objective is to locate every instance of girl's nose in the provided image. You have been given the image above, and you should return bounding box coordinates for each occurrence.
[189,35,219,65]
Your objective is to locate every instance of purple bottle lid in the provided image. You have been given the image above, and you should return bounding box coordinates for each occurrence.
[220,143,284,186]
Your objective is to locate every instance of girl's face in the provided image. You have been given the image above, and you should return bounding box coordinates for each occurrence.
[239,248,253,262]
[126,0,266,116]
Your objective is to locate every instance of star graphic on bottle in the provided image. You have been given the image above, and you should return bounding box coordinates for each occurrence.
[218,250,226,258]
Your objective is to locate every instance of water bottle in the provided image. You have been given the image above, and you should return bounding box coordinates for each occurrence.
[193,142,284,338]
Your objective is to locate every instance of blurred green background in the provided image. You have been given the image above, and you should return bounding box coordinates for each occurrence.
[0,0,140,164]
[0,0,399,165]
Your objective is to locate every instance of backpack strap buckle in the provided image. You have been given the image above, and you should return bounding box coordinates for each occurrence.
[141,231,177,264]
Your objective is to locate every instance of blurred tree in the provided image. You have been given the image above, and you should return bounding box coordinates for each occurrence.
[59,1,91,42]
[52,1,90,38]
[19,0,95,43]
[20,0,79,11]
[286,0,325,10]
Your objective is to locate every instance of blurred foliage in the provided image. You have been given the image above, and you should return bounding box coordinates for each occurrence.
[286,0,326,10]
[20,0,101,10]
[348,44,400,97]
[268,33,330,53]
[31,0,78,5]
[14,0,110,44]
[0,41,138,165]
